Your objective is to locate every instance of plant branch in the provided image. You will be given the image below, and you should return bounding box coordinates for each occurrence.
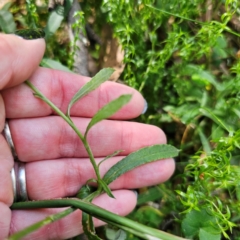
[11,199,187,240]
[25,80,102,186]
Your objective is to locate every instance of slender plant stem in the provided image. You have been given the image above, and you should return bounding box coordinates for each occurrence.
[81,138,102,183]
[23,81,186,240]
[25,80,102,184]
[11,199,187,240]
[8,207,75,240]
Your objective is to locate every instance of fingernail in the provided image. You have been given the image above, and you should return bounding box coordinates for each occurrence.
[14,29,45,40]
[141,99,148,114]
[132,190,138,199]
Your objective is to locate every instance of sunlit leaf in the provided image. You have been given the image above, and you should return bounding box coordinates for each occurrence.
[103,144,179,185]
[85,94,132,137]
[67,68,114,116]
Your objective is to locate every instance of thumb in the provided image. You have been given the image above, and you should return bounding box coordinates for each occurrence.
[0,33,45,90]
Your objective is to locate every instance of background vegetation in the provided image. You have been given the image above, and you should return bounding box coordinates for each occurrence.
[1,0,240,239]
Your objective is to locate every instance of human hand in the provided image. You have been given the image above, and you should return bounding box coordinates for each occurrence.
[0,34,175,239]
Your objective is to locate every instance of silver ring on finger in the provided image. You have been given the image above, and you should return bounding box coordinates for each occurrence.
[3,121,29,202]
[12,162,28,202]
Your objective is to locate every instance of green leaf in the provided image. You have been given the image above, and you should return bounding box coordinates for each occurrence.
[0,9,16,33]
[200,107,232,133]
[105,228,127,240]
[182,209,221,239]
[184,64,223,91]
[99,179,115,198]
[129,206,163,229]
[103,144,179,185]
[137,186,163,206]
[85,94,132,137]
[76,185,95,199]
[199,228,221,240]
[41,58,73,72]
[67,68,114,116]
[98,150,123,168]
[197,127,211,155]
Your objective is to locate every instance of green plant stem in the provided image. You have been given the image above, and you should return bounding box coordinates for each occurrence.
[11,199,187,240]
[8,207,75,240]
[25,80,102,188]
[146,4,203,24]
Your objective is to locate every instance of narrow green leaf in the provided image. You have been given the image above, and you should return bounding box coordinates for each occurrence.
[200,107,231,133]
[41,58,73,73]
[197,127,211,155]
[99,179,115,198]
[9,208,75,240]
[85,94,132,137]
[98,150,124,168]
[103,144,179,185]
[67,68,114,116]
[0,9,16,33]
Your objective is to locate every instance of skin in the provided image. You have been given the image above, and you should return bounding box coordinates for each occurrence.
[0,34,175,239]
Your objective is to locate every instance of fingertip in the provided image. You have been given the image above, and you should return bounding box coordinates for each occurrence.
[127,89,146,118]
[0,34,45,90]
[141,98,148,114]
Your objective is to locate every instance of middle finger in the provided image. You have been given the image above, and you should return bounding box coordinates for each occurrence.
[9,116,166,161]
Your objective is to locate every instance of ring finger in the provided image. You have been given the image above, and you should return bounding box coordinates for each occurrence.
[25,156,175,200]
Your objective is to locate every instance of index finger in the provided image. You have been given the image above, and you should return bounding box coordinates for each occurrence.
[3,67,146,119]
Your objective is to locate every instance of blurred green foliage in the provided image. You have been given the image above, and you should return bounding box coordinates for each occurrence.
[1,0,240,239]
